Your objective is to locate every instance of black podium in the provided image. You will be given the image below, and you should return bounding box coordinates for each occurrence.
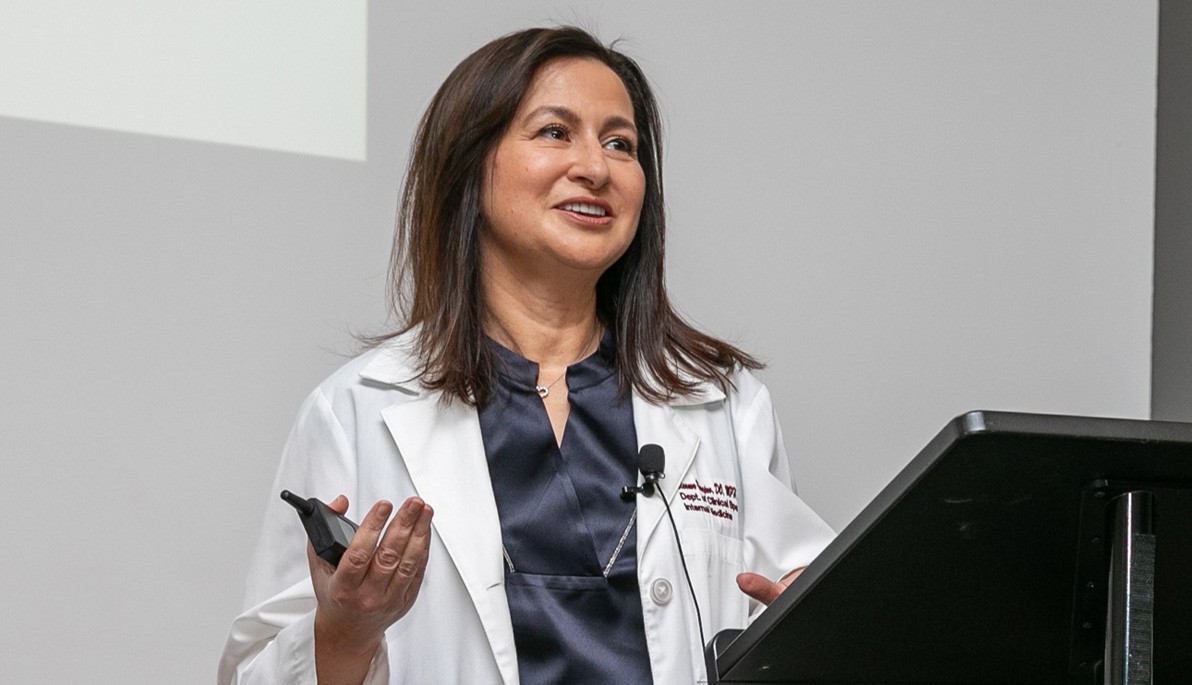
[706,411,1192,684]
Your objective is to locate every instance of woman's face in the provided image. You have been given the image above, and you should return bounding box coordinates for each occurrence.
[480,57,646,284]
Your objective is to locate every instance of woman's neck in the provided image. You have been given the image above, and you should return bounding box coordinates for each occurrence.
[481,268,601,367]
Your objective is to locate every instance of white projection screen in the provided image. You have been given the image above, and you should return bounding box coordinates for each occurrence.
[0,1,367,159]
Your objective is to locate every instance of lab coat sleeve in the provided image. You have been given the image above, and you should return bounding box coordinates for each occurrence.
[732,372,835,619]
[219,580,389,685]
[218,388,390,684]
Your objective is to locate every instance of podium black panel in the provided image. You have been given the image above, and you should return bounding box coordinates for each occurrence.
[708,411,1192,684]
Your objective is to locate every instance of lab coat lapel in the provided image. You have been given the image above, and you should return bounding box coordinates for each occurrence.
[379,394,518,685]
[632,381,726,550]
[632,395,701,550]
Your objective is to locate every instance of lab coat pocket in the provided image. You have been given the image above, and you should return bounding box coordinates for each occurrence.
[677,529,748,631]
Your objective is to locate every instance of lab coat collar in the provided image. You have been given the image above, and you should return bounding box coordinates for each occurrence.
[357,334,423,391]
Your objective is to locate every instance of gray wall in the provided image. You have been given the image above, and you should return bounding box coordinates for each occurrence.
[0,2,1159,682]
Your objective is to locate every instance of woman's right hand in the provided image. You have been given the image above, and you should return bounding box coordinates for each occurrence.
[308,495,434,684]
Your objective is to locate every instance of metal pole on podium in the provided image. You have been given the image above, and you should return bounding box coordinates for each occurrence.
[1104,491,1155,685]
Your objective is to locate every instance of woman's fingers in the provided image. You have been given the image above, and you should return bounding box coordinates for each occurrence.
[736,572,783,605]
[778,567,805,586]
[393,503,433,604]
[736,567,807,606]
[309,496,435,652]
[333,499,394,589]
[361,498,430,598]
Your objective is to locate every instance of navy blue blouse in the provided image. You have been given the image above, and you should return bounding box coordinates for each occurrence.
[478,334,654,684]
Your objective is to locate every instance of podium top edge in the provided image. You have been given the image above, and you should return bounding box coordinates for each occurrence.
[952,410,1192,444]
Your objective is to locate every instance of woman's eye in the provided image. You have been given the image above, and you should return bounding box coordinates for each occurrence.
[604,137,636,155]
[540,125,568,140]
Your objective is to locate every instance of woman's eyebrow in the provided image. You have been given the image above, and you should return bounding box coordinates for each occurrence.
[522,105,637,133]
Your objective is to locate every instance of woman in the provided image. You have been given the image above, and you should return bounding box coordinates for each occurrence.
[220,26,834,685]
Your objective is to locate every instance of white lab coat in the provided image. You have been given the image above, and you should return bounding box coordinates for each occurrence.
[219,333,835,684]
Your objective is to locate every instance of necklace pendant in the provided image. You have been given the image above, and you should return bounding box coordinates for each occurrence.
[535,385,549,398]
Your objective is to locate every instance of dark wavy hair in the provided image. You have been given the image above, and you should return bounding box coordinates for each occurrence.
[373,26,760,405]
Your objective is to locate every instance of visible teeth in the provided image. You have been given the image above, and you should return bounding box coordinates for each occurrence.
[561,202,607,217]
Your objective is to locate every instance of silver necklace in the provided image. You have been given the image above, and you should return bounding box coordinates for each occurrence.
[534,324,601,398]
[487,317,602,399]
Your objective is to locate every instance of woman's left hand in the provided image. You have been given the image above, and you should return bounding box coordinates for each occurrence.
[736,567,806,605]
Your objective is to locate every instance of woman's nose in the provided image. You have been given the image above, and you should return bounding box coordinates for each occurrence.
[567,138,610,189]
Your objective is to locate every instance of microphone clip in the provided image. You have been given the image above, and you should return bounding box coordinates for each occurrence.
[620,472,663,500]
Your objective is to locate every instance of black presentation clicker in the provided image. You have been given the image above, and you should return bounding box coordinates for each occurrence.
[280,490,359,567]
